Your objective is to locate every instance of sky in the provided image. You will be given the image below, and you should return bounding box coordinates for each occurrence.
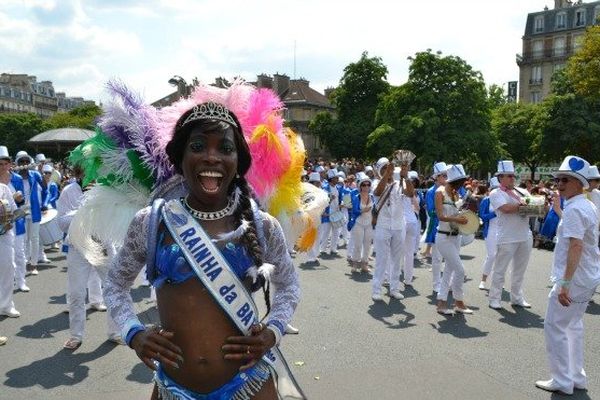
[0,0,555,104]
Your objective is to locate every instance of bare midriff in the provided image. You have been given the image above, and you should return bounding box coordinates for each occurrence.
[156,278,248,393]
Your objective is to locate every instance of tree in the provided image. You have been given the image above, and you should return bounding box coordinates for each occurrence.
[565,25,600,100]
[375,50,500,174]
[44,103,102,130]
[365,124,398,159]
[487,84,507,110]
[491,102,544,179]
[308,112,342,156]
[309,51,390,158]
[0,113,46,156]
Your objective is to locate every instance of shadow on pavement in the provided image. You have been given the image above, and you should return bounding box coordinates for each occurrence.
[17,312,69,339]
[4,342,117,389]
[49,294,67,305]
[367,299,416,330]
[346,271,371,283]
[494,307,545,329]
[586,300,600,316]
[459,254,475,260]
[298,261,329,271]
[430,315,489,339]
[131,286,151,303]
[551,390,592,399]
[126,362,154,384]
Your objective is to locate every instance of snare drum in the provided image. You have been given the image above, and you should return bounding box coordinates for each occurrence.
[452,210,480,235]
[40,209,62,245]
[329,210,347,229]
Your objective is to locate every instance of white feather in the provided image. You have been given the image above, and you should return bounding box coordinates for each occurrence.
[213,219,249,244]
[257,263,275,281]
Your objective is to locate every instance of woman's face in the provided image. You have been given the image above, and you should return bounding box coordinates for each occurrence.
[182,125,238,205]
[360,182,371,193]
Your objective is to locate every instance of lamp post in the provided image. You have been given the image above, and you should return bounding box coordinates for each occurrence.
[168,75,188,98]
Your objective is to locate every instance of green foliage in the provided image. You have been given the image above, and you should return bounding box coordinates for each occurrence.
[365,124,398,159]
[565,25,600,100]
[487,84,507,110]
[44,103,102,130]
[0,113,46,156]
[375,50,500,173]
[310,51,389,157]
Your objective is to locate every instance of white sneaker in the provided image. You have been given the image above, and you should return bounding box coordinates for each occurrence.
[1,308,21,318]
[371,294,384,302]
[89,303,107,312]
[389,291,404,300]
[511,300,532,308]
[29,269,39,276]
[18,285,30,292]
[489,300,502,310]
[38,257,50,264]
[478,281,486,290]
[0,336,6,345]
[535,379,573,395]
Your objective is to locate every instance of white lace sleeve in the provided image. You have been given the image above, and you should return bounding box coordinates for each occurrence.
[259,212,301,333]
[104,206,150,334]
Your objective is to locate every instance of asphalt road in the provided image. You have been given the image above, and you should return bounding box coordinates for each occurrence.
[1,239,598,400]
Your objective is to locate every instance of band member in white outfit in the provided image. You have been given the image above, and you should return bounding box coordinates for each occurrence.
[478,176,499,290]
[0,182,21,318]
[402,171,420,286]
[536,156,600,395]
[348,172,374,273]
[371,158,413,302]
[318,169,343,256]
[434,164,473,315]
[584,165,600,214]
[488,160,533,310]
[425,162,448,293]
[57,167,113,349]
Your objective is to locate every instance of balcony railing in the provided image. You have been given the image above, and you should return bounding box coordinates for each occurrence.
[516,48,573,64]
[529,78,543,85]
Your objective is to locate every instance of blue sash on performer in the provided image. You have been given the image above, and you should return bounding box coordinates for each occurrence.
[161,199,305,400]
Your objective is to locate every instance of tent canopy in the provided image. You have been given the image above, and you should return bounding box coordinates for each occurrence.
[27,127,95,153]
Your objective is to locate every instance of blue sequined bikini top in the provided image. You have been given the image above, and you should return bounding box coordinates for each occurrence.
[149,231,254,288]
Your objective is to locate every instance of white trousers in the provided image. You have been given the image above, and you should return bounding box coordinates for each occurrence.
[544,283,595,391]
[435,233,464,301]
[13,233,27,287]
[67,247,118,340]
[318,222,341,254]
[372,226,404,295]
[350,223,373,263]
[0,232,16,312]
[488,238,532,304]
[431,243,443,292]
[481,228,498,277]
[25,219,40,266]
[403,220,420,284]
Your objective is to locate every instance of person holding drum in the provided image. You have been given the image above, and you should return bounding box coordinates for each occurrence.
[0,147,30,293]
[348,172,374,273]
[317,169,344,257]
[488,160,533,310]
[478,177,499,290]
[434,164,473,315]
[0,181,21,318]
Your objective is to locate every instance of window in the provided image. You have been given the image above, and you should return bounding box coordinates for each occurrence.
[530,92,542,104]
[534,15,544,32]
[575,9,586,27]
[532,39,544,58]
[573,33,584,50]
[595,6,600,24]
[554,36,565,56]
[556,12,566,29]
[531,66,543,84]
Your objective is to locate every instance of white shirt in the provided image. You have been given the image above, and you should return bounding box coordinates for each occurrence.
[551,194,600,290]
[586,188,600,219]
[376,181,405,231]
[489,187,531,244]
[402,195,418,224]
[56,181,83,234]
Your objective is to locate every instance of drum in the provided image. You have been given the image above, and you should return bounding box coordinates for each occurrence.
[329,210,347,229]
[453,210,480,235]
[40,209,62,245]
[0,200,28,235]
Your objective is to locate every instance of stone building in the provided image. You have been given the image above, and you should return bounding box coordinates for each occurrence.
[0,73,93,118]
[517,0,600,103]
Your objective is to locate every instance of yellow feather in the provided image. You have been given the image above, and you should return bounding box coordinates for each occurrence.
[268,129,306,216]
[296,218,317,252]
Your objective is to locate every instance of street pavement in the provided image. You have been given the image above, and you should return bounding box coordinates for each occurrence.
[1,239,599,400]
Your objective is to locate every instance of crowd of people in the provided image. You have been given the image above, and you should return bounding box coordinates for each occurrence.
[1,79,599,397]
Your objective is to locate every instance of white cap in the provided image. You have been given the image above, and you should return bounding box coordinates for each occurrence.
[42,164,53,173]
[552,155,590,189]
[0,146,10,160]
[489,177,500,189]
[15,150,32,163]
[327,169,338,179]
[446,164,469,183]
[495,160,515,176]
[432,162,447,177]
[408,170,419,180]
[587,165,600,180]
[355,172,369,184]
[35,153,46,163]
[376,157,390,177]
[337,171,346,179]
[309,172,321,182]
[338,176,344,183]
[364,166,373,172]
[315,165,325,173]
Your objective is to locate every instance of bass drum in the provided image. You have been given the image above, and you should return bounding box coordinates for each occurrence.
[40,209,62,246]
[460,233,475,247]
[329,210,347,229]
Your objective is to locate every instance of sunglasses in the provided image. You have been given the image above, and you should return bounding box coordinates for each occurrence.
[554,177,572,184]
[361,183,371,187]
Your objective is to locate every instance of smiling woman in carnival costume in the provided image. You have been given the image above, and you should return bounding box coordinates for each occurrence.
[91,80,306,400]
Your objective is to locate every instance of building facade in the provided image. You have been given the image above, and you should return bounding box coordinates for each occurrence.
[0,73,93,118]
[517,0,600,104]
